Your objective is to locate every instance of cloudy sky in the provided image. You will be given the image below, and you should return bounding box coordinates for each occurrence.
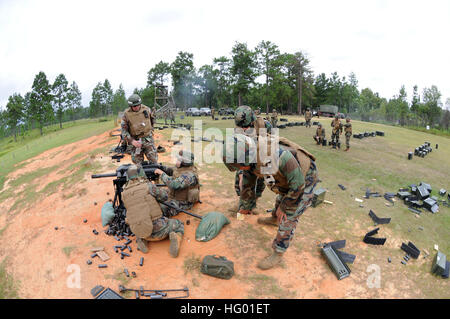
[1,0,449,110]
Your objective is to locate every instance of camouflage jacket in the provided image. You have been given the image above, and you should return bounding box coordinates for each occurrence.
[251,147,305,214]
[331,119,342,134]
[160,169,198,192]
[316,127,325,137]
[121,104,154,143]
[305,111,312,120]
[344,123,352,135]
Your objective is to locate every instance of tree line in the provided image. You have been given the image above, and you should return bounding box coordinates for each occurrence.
[1,40,449,141]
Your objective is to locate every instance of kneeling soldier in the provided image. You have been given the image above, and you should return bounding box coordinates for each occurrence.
[313,123,325,145]
[122,165,184,257]
[223,134,319,270]
[153,150,200,217]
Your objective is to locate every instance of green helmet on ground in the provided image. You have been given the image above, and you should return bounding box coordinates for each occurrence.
[128,94,142,107]
[234,105,256,128]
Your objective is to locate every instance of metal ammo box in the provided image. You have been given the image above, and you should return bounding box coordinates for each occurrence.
[312,188,326,207]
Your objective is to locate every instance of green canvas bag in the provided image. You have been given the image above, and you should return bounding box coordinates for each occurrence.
[201,255,235,279]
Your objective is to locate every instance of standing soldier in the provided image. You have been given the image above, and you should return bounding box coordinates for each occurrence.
[313,123,325,145]
[211,107,215,120]
[152,150,200,217]
[232,105,271,215]
[344,117,352,151]
[163,109,169,125]
[270,109,278,128]
[305,108,313,128]
[169,108,176,124]
[121,94,158,165]
[330,114,342,149]
[122,165,184,257]
[223,134,319,270]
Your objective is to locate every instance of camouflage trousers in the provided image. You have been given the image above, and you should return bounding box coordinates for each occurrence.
[345,133,351,148]
[270,161,318,253]
[236,170,266,211]
[146,217,184,242]
[271,119,278,128]
[313,135,323,145]
[331,131,340,145]
[131,135,158,165]
[305,119,311,128]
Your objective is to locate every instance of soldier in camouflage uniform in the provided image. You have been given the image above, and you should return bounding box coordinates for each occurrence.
[270,110,278,128]
[163,109,169,125]
[121,94,158,165]
[152,150,200,217]
[211,107,215,120]
[305,108,313,128]
[344,117,352,151]
[330,114,343,149]
[122,165,184,257]
[223,134,319,270]
[313,123,325,145]
[232,106,272,215]
[169,109,176,124]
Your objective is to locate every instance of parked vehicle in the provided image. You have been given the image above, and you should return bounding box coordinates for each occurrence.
[318,105,338,117]
[185,107,201,116]
[218,107,235,116]
[199,107,211,116]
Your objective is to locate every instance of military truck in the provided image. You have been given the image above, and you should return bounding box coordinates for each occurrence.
[318,105,338,117]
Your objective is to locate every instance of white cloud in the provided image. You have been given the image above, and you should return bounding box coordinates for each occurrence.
[0,0,449,109]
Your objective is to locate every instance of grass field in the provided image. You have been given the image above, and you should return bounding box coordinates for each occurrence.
[0,112,449,298]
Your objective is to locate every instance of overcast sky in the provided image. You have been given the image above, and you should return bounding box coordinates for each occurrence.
[1,0,449,111]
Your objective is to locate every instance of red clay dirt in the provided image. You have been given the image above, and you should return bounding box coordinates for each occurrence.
[0,129,411,299]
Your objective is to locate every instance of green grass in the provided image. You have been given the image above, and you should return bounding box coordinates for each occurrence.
[245,274,296,299]
[0,259,19,299]
[0,117,115,192]
[183,254,202,275]
[62,246,76,257]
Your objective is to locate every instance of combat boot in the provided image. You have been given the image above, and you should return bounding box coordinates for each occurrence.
[257,251,284,270]
[169,232,183,258]
[136,238,149,254]
[345,146,350,152]
[257,216,278,226]
[227,199,240,213]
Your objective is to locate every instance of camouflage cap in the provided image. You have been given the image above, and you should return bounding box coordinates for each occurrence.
[127,164,145,180]
[128,94,142,107]
[177,150,194,166]
[234,105,256,128]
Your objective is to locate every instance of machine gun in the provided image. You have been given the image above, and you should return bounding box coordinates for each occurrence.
[91,162,173,209]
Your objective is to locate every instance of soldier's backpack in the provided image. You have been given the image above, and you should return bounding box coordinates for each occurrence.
[201,255,235,279]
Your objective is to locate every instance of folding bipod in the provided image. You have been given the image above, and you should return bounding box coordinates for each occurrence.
[118,285,189,299]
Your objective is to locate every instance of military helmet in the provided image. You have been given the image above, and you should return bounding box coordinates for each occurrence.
[128,94,142,107]
[234,105,256,128]
[126,164,145,181]
[222,134,256,171]
[346,117,351,122]
[335,114,339,119]
[318,123,322,127]
[177,150,194,166]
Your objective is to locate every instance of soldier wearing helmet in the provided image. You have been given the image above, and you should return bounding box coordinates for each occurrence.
[232,106,271,215]
[222,133,319,270]
[344,117,352,151]
[152,150,200,217]
[270,109,278,127]
[305,108,313,128]
[122,165,184,257]
[313,123,325,145]
[330,114,343,149]
[121,94,157,165]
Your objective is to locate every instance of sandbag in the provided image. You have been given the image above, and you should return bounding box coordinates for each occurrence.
[201,255,235,279]
[195,212,230,242]
[101,201,115,227]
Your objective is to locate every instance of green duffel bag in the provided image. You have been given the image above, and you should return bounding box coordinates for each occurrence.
[200,255,235,279]
[195,211,230,242]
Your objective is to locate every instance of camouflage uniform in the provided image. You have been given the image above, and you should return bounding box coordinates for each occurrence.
[330,116,342,149]
[211,107,215,120]
[152,150,200,217]
[344,118,352,151]
[122,165,183,256]
[121,94,158,165]
[163,110,169,125]
[305,109,312,128]
[233,106,270,212]
[271,111,278,128]
[223,135,319,268]
[169,109,176,124]
[313,124,325,144]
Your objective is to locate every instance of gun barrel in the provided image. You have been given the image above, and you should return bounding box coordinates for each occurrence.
[91,173,117,179]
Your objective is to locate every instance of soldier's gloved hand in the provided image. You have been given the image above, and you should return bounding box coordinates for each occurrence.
[276,207,287,224]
